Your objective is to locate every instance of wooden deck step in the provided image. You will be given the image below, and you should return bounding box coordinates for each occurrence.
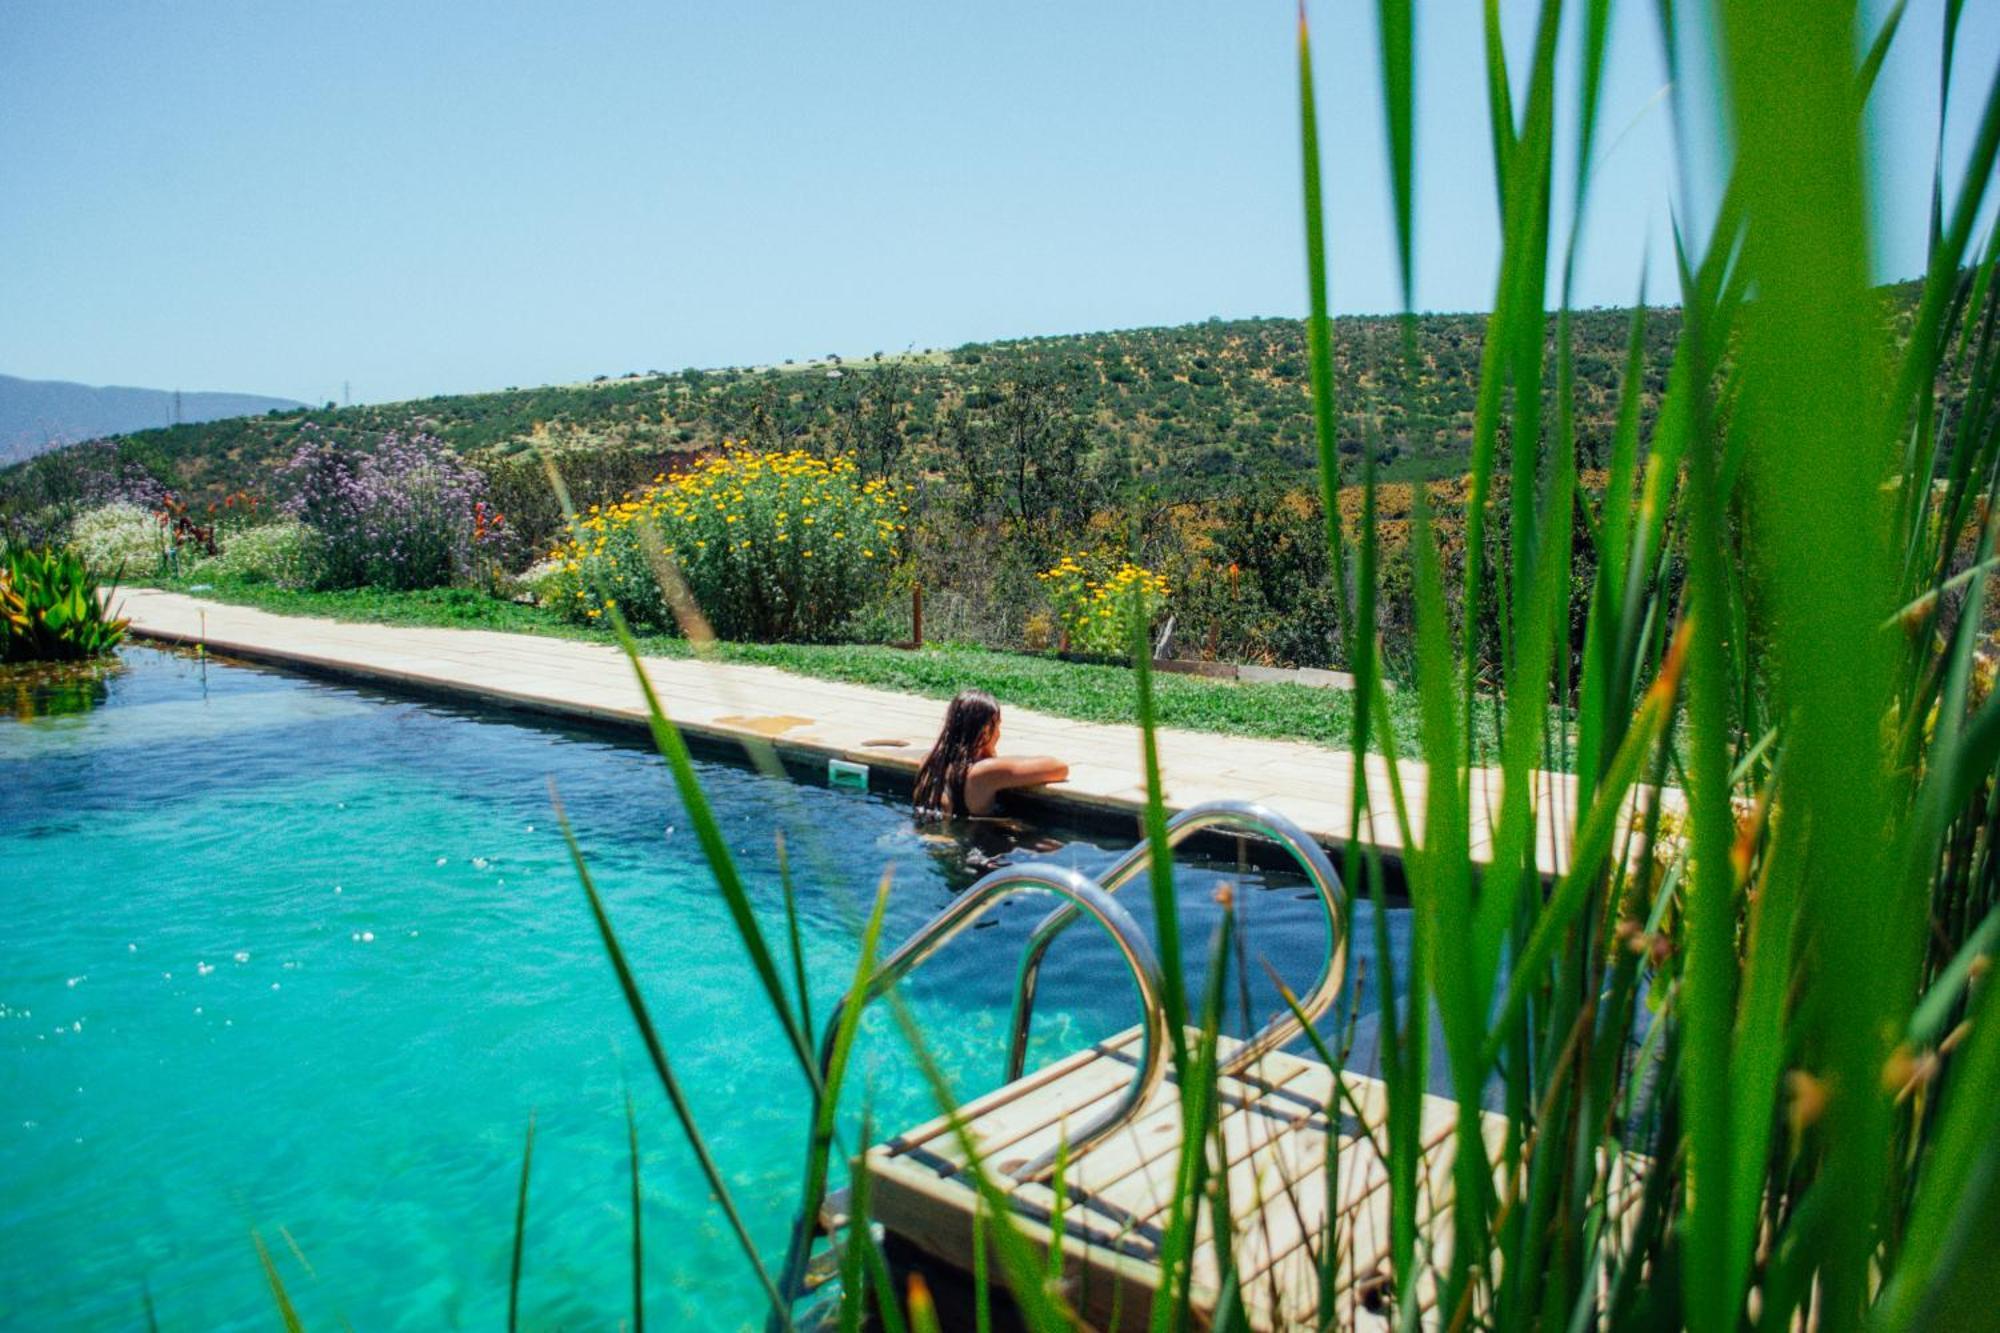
[864,1027,1572,1331]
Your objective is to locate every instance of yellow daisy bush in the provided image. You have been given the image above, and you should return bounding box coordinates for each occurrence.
[1037,553,1171,656]
[547,446,907,641]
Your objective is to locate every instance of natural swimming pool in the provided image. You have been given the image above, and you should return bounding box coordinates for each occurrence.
[1,646,1399,1330]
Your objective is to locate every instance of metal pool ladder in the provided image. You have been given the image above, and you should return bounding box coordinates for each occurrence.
[776,799,1348,1309]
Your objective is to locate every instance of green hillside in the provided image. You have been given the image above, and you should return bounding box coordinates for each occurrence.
[0,279,1952,673]
[1,304,1687,510]
[6,281,1948,577]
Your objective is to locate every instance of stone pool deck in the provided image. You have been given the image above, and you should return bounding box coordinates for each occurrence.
[120,588,1619,878]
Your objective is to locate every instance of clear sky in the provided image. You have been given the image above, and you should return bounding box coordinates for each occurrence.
[2,2,1994,406]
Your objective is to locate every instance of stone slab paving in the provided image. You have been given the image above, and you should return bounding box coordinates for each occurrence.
[118,588,1634,877]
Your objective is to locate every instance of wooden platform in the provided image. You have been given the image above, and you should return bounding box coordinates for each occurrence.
[865,1028,1525,1331]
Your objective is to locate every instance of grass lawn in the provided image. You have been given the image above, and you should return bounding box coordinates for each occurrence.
[141,578,1514,757]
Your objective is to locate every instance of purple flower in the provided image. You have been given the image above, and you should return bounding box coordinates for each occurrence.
[278,429,488,590]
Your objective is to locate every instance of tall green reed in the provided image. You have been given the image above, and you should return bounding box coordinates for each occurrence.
[525,1,2000,1328]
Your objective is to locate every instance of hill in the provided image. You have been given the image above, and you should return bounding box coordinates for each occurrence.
[0,374,304,464]
[6,280,1942,527]
[0,305,1686,510]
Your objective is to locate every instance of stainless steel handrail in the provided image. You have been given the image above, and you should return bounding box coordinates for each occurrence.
[776,862,1170,1307]
[1004,799,1348,1083]
[825,862,1170,1178]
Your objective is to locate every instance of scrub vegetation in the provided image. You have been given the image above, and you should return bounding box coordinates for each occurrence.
[0,279,1962,674]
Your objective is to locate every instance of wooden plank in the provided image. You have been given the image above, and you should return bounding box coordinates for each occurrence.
[869,1143,1173,1328]
[960,1055,1171,1180]
[885,1028,1145,1159]
[1030,1055,1330,1249]
[1188,1069,1400,1322]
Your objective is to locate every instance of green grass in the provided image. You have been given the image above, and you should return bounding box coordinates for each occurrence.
[142,575,1503,755]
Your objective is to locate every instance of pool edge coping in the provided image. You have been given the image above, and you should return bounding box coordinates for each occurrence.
[125,620,1378,885]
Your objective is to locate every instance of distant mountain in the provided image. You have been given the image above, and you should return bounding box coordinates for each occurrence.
[0,374,305,464]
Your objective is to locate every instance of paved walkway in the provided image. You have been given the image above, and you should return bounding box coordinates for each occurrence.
[119,589,1600,877]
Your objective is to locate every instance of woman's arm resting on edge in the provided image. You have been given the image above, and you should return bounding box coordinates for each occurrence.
[964,755,1070,813]
[976,755,1069,785]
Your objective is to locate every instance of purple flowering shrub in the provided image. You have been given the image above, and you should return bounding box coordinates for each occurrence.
[279,428,490,590]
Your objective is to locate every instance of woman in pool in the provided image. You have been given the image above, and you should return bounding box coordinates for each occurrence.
[912,689,1069,818]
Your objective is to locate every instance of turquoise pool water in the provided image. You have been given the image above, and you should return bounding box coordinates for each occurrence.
[1,647,1383,1330]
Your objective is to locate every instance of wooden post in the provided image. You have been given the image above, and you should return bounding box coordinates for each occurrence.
[911,583,924,650]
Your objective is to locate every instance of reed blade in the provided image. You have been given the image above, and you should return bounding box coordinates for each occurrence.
[627,1092,645,1333]
[1297,3,1354,650]
[545,456,818,1085]
[508,1113,533,1333]
[253,1231,306,1333]
[550,783,790,1325]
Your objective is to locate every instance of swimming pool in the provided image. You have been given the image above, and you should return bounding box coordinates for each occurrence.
[1,646,1392,1329]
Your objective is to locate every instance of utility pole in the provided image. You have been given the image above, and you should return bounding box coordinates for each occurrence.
[343,380,351,408]
[173,389,182,425]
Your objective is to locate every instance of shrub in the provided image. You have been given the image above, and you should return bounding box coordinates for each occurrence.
[1037,553,1170,656]
[66,503,164,578]
[186,520,309,586]
[279,429,490,590]
[517,555,568,606]
[477,440,685,568]
[1,546,128,662]
[550,447,905,640]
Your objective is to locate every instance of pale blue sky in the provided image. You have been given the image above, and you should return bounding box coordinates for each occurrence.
[2,2,1994,405]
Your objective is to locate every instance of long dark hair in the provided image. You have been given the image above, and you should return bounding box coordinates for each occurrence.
[913,689,1000,816]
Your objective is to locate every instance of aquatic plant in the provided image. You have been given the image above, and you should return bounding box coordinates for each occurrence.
[0,545,127,662]
[279,427,490,591]
[548,446,905,641]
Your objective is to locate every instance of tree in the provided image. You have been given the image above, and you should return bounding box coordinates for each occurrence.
[832,361,912,478]
[942,366,1093,560]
